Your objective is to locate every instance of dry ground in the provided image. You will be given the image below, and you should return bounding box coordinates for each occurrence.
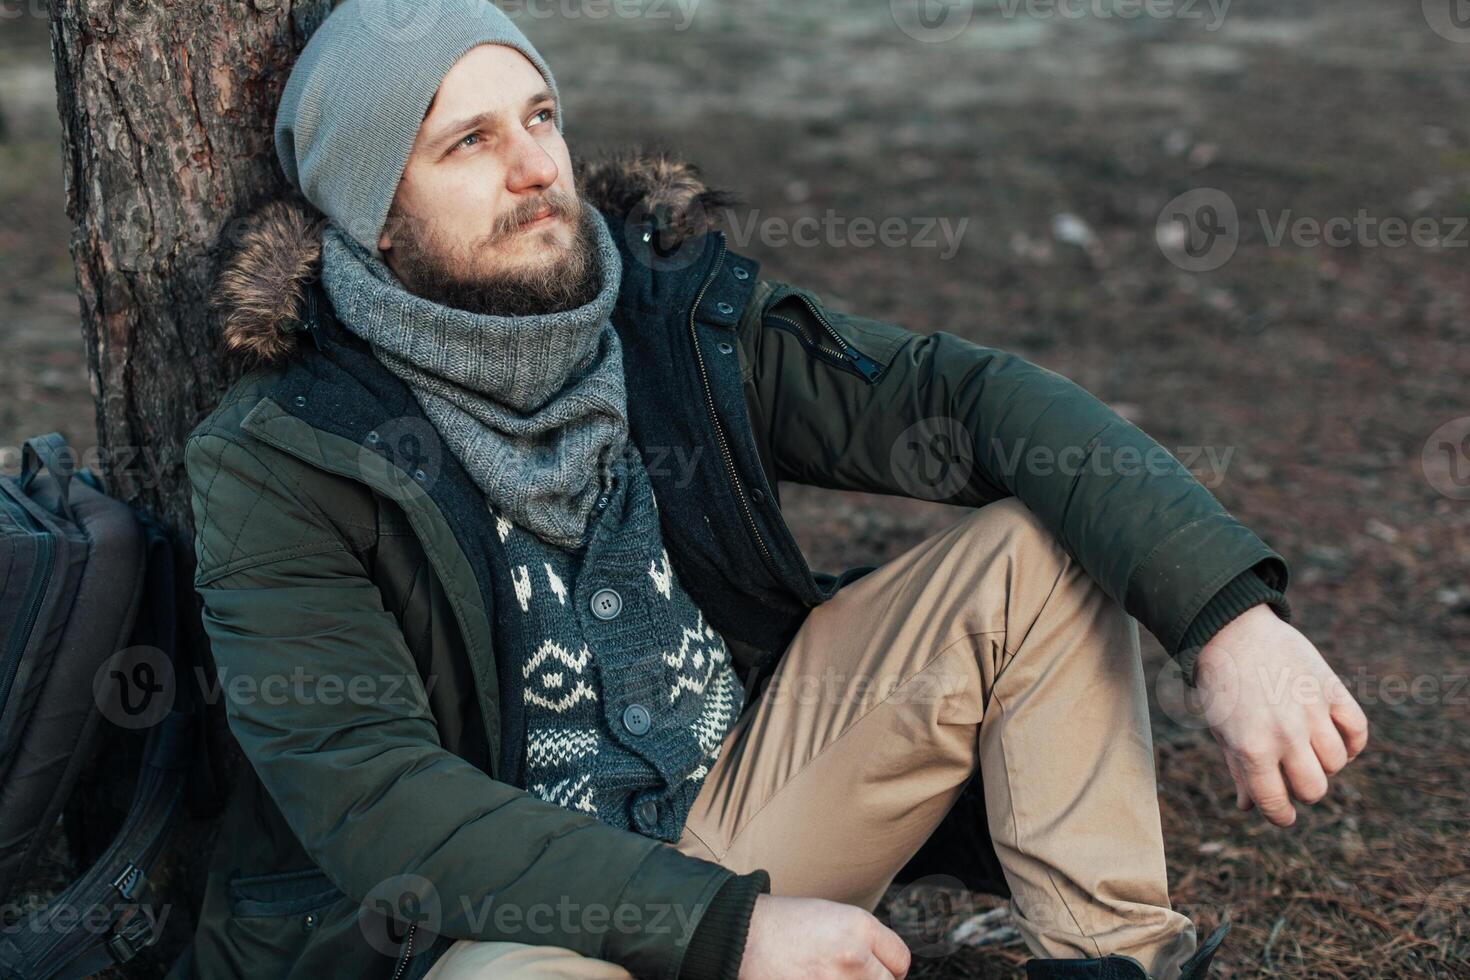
[2,1,1466,976]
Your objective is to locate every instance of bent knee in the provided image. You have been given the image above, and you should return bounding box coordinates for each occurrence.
[953,497,1071,573]
[952,498,1131,628]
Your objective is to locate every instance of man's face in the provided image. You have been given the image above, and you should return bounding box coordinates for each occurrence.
[378,44,600,317]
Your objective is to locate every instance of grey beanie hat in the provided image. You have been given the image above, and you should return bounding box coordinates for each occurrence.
[275,0,563,254]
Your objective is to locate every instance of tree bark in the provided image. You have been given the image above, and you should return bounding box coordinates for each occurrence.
[46,1,333,973]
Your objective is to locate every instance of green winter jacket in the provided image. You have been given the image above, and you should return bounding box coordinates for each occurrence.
[174,151,1288,980]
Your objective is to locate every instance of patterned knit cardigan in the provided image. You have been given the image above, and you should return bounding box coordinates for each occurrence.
[484,447,746,842]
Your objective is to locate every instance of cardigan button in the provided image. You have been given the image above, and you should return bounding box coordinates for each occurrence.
[591,588,622,620]
[635,799,659,828]
[622,703,651,736]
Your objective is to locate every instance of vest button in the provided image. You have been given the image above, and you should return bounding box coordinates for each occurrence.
[717,342,733,355]
[622,703,651,736]
[716,301,734,315]
[750,488,764,503]
[591,588,622,620]
[635,799,659,827]
[732,266,749,280]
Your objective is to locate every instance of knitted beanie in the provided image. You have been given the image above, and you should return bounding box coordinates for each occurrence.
[274,0,562,254]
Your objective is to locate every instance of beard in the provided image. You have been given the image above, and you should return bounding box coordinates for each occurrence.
[385,189,604,318]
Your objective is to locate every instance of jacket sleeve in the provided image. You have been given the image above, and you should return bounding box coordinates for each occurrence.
[185,430,762,980]
[738,278,1290,681]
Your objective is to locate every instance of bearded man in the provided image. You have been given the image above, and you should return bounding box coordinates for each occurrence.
[176,3,1368,979]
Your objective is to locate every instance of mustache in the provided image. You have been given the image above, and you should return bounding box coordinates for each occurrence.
[486,190,581,245]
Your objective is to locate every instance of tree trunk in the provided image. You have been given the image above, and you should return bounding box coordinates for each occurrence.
[45,1,332,973]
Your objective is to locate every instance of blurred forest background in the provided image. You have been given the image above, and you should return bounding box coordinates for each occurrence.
[2,1,1467,976]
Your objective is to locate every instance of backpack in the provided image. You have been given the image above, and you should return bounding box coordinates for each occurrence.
[0,433,195,979]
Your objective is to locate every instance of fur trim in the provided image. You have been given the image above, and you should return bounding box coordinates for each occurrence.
[215,198,326,365]
[576,146,740,250]
[213,148,738,365]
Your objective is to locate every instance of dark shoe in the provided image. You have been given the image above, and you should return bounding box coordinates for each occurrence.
[1024,922,1230,980]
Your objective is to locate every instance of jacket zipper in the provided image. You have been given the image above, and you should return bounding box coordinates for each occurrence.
[390,922,416,980]
[687,231,780,579]
[767,294,884,382]
[0,509,54,717]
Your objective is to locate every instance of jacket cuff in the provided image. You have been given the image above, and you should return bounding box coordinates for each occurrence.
[1125,512,1290,660]
[1175,564,1292,686]
[677,869,771,980]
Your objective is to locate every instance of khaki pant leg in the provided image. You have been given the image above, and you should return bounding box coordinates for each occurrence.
[421,939,635,979]
[673,498,1197,978]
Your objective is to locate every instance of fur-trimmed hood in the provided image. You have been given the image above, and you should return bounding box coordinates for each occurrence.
[214,149,739,365]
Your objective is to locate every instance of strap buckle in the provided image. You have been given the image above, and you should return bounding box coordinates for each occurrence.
[104,910,159,965]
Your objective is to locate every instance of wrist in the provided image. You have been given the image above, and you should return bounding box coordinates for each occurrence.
[678,870,770,980]
[1177,566,1291,686]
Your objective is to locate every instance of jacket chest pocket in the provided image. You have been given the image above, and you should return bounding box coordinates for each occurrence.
[761,286,908,383]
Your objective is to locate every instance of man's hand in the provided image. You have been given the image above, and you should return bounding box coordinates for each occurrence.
[1195,604,1369,827]
[738,895,911,980]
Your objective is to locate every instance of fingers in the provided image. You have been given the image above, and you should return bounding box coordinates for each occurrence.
[1281,744,1330,805]
[1242,749,1297,826]
[1215,734,1253,810]
[868,921,911,979]
[861,955,898,980]
[1329,688,1370,760]
[1310,721,1350,777]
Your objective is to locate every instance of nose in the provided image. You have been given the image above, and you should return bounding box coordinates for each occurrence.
[505,131,559,197]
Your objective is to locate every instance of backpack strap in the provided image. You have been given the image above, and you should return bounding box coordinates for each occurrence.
[0,514,193,980]
[18,433,78,522]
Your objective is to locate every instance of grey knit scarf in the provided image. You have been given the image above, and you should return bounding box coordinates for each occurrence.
[319,208,630,551]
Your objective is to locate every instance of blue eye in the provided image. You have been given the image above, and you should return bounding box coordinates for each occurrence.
[458,133,480,150]
[531,108,553,126]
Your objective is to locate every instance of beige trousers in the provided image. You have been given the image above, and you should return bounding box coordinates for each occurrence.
[424,499,1197,979]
